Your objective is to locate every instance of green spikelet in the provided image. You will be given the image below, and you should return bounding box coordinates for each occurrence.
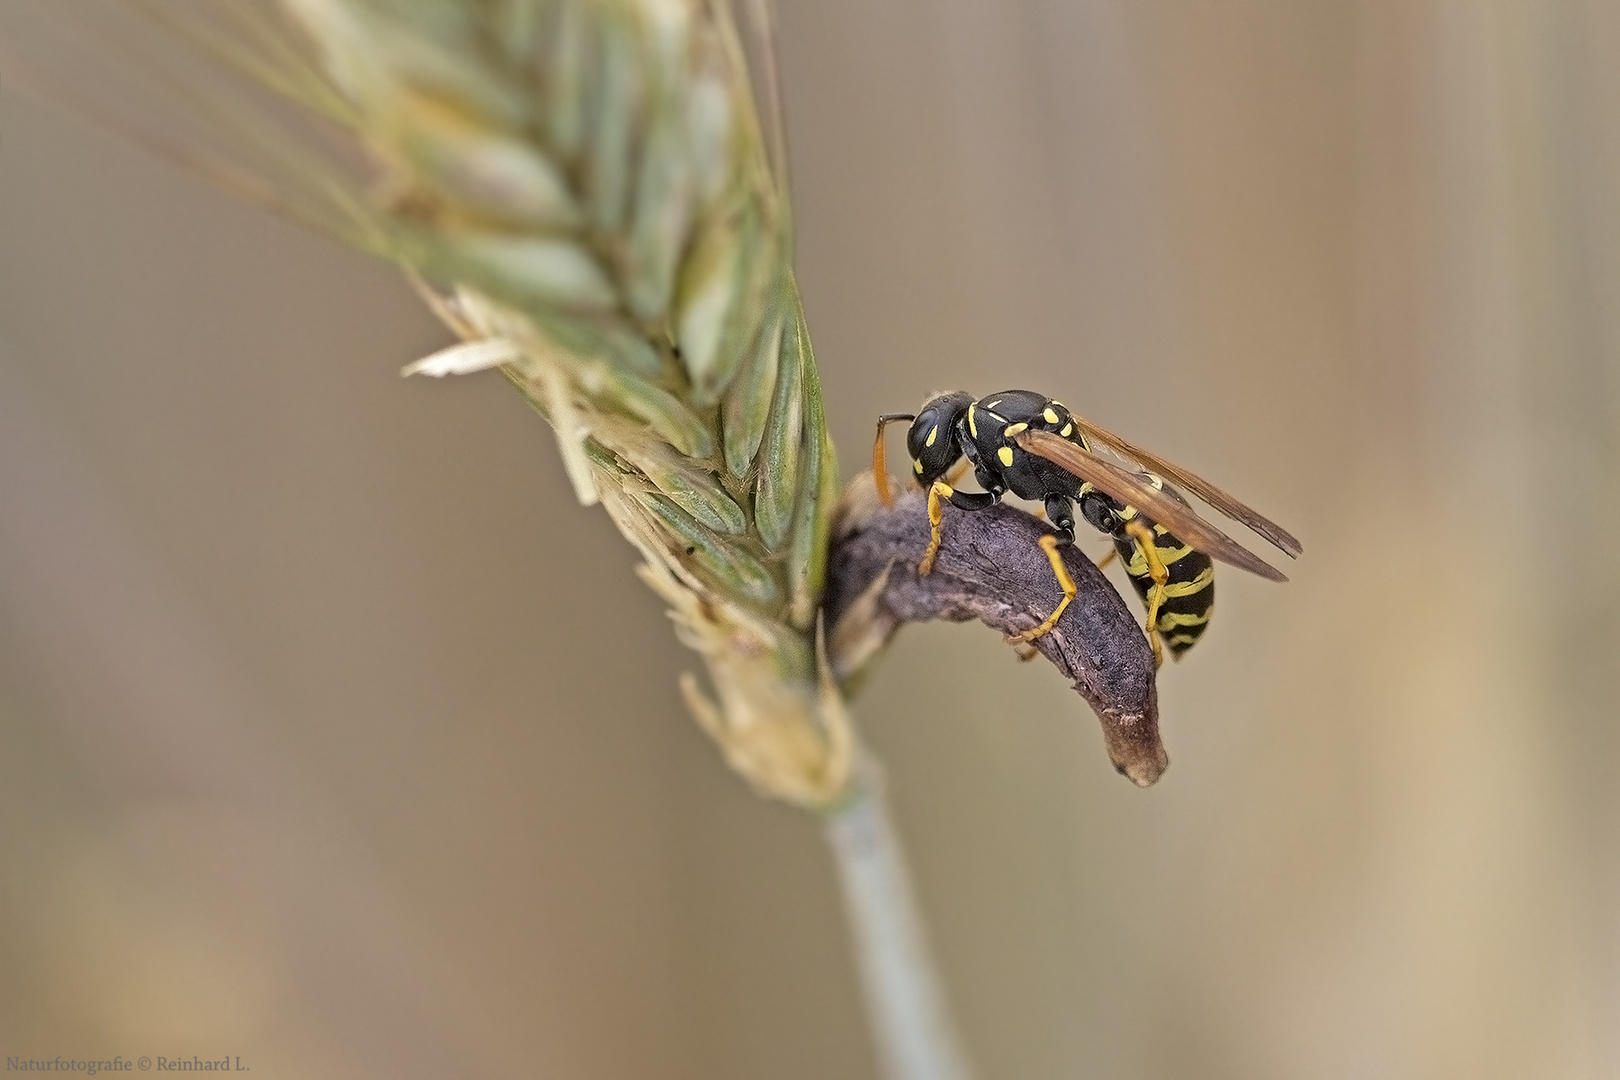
[277,0,850,807]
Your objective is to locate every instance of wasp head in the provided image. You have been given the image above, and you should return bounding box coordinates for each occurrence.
[906,391,974,486]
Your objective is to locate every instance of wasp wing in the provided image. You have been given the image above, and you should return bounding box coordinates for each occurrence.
[1067,416,1303,559]
[1017,430,1289,582]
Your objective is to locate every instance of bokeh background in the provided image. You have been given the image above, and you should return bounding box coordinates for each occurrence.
[3,1,1618,1077]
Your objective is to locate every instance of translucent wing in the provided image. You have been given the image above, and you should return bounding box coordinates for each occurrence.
[1016,430,1289,583]
[1068,416,1303,559]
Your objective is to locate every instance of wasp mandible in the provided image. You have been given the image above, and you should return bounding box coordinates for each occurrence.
[873,390,1302,666]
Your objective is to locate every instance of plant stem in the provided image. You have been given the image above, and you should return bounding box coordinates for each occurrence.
[824,753,974,1080]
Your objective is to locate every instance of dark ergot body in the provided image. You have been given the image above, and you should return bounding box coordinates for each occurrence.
[898,388,1215,658]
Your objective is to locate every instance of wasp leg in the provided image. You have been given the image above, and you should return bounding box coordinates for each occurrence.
[1043,495,1077,544]
[1013,535,1078,645]
[920,481,948,574]
[1013,497,1078,646]
[919,482,995,575]
[1123,519,1169,668]
[1018,538,1113,661]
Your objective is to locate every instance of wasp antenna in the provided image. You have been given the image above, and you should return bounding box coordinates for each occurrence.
[872,413,915,508]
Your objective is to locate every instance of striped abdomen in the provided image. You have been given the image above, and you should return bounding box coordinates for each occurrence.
[1112,478,1216,657]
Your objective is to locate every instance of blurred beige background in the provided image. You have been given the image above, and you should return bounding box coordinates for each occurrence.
[3,1,1617,1077]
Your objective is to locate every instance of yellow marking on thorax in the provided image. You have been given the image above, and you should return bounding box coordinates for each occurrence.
[997,446,1015,467]
[967,404,978,437]
[1002,422,1028,438]
[1042,407,1060,424]
[1060,422,1073,437]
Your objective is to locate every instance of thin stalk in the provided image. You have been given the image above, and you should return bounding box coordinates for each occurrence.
[825,755,974,1080]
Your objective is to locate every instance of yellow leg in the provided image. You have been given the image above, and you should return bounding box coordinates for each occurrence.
[1124,520,1168,668]
[1014,535,1078,644]
[918,481,952,575]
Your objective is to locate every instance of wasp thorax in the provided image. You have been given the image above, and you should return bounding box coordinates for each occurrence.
[907,390,974,485]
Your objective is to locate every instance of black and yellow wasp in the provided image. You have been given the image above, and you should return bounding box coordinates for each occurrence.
[873,390,1302,666]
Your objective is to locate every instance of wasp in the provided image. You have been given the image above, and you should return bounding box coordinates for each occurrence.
[873,390,1302,666]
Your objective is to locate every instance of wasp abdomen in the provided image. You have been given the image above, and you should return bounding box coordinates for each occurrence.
[1113,481,1216,657]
